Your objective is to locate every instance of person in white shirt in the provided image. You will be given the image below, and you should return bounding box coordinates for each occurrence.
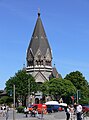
[76,104,82,120]
[24,106,29,117]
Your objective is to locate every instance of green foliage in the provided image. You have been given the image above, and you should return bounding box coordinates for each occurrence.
[48,78,76,96]
[40,81,49,95]
[64,71,89,104]
[5,70,37,106]
[62,79,76,96]
[40,78,76,102]
[0,96,13,105]
[64,71,87,89]
[16,106,25,113]
[79,97,89,105]
[5,69,89,105]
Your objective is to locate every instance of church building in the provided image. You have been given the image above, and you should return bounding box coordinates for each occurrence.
[26,12,61,84]
[26,12,61,104]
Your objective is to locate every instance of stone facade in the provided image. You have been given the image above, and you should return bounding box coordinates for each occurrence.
[26,12,62,104]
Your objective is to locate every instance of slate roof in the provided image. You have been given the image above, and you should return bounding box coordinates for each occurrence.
[49,66,62,79]
[27,12,52,59]
[52,67,62,78]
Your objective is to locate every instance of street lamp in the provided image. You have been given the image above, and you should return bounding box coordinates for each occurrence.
[77,90,80,104]
[13,84,15,120]
[28,79,31,105]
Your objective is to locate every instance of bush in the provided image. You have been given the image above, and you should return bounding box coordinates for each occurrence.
[16,106,25,113]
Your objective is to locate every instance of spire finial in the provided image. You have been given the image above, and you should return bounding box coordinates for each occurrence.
[38,8,40,17]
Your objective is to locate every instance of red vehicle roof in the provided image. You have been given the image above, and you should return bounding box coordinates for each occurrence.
[33,104,46,107]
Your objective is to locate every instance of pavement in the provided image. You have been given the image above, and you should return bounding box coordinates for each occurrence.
[0,110,89,120]
[0,110,65,120]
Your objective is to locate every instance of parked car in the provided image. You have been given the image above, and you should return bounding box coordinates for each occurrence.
[29,104,47,114]
[58,106,64,111]
[46,105,53,113]
[82,105,89,112]
[46,105,60,113]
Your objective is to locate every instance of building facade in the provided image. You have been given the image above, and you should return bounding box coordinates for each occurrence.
[26,12,61,104]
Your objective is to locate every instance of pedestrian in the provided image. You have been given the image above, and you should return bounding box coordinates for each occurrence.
[30,107,37,117]
[70,105,74,120]
[74,102,77,114]
[76,104,82,120]
[24,106,29,117]
[6,108,9,120]
[0,107,3,117]
[65,105,70,120]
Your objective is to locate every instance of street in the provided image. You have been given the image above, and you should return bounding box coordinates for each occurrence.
[0,109,89,120]
[0,109,66,120]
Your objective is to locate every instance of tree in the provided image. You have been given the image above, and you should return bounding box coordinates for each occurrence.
[63,79,76,104]
[64,71,89,104]
[0,96,13,106]
[5,70,37,106]
[40,81,49,95]
[41,78,76,103]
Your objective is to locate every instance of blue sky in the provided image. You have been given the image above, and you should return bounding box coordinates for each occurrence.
[0,0,89,90]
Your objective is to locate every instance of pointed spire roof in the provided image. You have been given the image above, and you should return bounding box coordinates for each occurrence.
[27,12,52,59]
[49,64,62,79]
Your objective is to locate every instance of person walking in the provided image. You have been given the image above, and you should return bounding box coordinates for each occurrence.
[24,106,29,117]
[70,105,75,120]
[76,104,82,120]
[65,105,71,120]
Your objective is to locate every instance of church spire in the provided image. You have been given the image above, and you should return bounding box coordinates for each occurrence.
[26,12,61,83]
[27,12,52,67]
[38,8,40,17]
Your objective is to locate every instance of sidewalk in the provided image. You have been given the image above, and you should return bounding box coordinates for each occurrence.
[0,110,89,120]
[0,111,65,120]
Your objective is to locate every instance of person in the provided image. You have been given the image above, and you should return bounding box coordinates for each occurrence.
[6,107,9,120]
[30,107,37,117]
[24,106,29,117]
[74,102,77,114]
[70,105,74,120]
[76,104,82,120]
[0,107,3,117]
[65,105,71,120]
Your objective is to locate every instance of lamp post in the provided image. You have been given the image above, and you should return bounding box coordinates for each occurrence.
[77,90,80,104]
[28,79,31,105]
[13,84,15,120]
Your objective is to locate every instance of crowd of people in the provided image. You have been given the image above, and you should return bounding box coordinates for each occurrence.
[24,106,40,118]
[65,103,83,120]
[0,103,85,120]
[24,103,83,120]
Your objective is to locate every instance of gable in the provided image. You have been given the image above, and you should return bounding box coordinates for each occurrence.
[34,72,47,83]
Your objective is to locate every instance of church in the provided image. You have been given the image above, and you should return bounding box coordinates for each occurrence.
[26,12,62,103]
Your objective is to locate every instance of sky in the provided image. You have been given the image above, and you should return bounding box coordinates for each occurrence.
[0,0,89,90]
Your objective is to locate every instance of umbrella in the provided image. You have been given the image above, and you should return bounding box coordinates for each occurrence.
[59,103,67,107]
[45,101,60,105]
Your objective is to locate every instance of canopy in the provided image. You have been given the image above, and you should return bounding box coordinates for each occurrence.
[45,101,60,105]
[59,103,67,107]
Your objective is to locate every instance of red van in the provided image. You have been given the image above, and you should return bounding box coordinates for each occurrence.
[29,104,47,114]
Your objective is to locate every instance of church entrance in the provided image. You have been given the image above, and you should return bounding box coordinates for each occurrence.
[35,98,39,104]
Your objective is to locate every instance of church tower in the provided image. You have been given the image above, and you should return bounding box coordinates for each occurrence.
[26,12,53,83]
